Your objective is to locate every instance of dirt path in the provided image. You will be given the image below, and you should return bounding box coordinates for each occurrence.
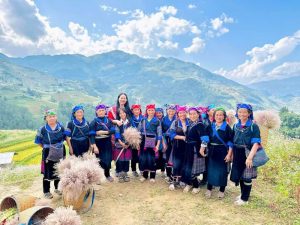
[0,172,297,225]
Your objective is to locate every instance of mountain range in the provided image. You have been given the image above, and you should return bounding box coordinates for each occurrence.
[0,50,297,128]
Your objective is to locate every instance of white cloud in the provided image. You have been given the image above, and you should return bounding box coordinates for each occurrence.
[188,4,196,9]
[184,37,205,54]
[266,62,300,79]
[208,13,234,37]
[0,2,233,58]
[100,4,131,16]
[216,30,300,83]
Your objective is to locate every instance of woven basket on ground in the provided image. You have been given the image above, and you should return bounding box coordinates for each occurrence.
[0,195,36,213]
[19,206,54,225]
[63,187,95,213]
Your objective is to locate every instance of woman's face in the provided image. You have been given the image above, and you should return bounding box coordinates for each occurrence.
[189,110,199,122]
[167,109,176,118]
[238,108,250,122]
[147,108,155,117]
[178,111,187,121]
[208,108,215,117]
[119,110,127,120]
[132,108,140,116]
[155,111,163,119]
[118,94,127,106]
[214,110,225,123]
[96,109,106,117]
[74,109,84,120]
[46,115,57,125]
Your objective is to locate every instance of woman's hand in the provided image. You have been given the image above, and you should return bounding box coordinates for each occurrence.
[155,144,160,152]
[246,157,253,168]
[69,146,74,156]
[224,154,231,163]
[116,120,123,126]
[93,145,99,154]
[200,147,206,157]
[96,130,109,135]
[163,143,167,152]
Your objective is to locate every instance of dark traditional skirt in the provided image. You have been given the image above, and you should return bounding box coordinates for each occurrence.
[207,144,229,187]
[155,151,166,171]
[139,136,156,172]
[42,147,66,181]
[113,147,132,161]
[165,136,172,167]
[95,137,113,170]
[168,139,186,177]
[181,142,205,184]
[71,138,89,157]
[230,146,257,185]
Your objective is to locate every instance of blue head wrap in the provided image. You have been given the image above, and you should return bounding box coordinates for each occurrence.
[235,103,253,120]
[71,105,84,120]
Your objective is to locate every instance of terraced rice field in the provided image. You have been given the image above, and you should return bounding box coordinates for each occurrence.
[0,130,41,165]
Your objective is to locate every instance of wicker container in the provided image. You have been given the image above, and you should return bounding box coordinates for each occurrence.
[63,187,95,213]
[19,206,54,225]
[0,195,36,213]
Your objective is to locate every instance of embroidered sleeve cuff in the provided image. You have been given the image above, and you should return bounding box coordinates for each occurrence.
[251,138,261,144]
[34,137,42,145]
[227,141,233,148]
[108,127,115,134]
[115,133,121,139]
[64,130,71,137]
[170,132,176,141]
[200,135,209,143]
[89,131,96,136]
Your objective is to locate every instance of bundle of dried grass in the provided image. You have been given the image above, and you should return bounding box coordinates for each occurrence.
[254,110,281,130]
[55,155,81,176]
[43,207,82,225]
[56,154,103,203]
[253,110,281,147]
[226,109,237,127]
[123,127,142,150]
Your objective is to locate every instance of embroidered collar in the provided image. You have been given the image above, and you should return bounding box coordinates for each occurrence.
[45,123,61,133]
[237,119,252,128]
[73,118,87,127]
[213,121,227,131]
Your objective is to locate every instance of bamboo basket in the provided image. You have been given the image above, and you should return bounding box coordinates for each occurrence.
[0,195,36,213]
[19,206,54,225]
[63,187,95,213]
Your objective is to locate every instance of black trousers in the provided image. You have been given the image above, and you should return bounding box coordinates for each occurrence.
[240,180,252,201]
[43,178,59,193]
[143,171,156,179]
[131,149,139,172]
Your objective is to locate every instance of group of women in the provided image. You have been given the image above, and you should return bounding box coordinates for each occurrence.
[35,93,262,206]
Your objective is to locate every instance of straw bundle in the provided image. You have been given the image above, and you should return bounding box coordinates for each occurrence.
[226,109,237,128]
[43,207,82,225]
[253,110,281,147]
[123,127,142,149]
[56,153,102,207]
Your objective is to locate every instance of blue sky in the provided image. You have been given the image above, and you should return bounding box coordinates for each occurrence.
[0,0,299,84]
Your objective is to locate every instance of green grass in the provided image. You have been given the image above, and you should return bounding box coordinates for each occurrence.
[0,165,40,189]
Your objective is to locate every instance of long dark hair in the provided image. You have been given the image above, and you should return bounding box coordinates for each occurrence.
[116,93,132,120]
